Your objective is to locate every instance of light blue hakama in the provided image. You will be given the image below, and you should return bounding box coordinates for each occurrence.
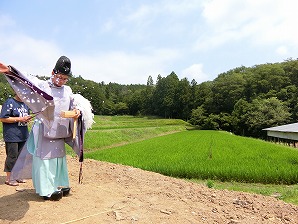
[28,121,70,196]
[32,155,69,196]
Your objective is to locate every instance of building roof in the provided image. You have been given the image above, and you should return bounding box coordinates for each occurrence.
[263,123,298,141]
[263,123,298,133]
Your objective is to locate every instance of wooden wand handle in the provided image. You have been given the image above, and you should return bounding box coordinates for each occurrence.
[60,111,78,140]
[73,118,77,139]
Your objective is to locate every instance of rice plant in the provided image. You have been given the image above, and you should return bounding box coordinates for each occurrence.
[86,130,298,184]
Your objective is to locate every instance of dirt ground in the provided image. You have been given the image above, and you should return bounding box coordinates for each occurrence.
[1,142,298,224]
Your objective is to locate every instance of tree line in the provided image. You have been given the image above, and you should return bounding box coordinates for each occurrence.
[1,58,298,139]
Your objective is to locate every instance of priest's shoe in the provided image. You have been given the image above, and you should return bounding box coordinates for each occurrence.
[61,187,70,196]
[43,191,63,201]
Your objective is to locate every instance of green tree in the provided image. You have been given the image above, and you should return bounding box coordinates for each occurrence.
[232,99,250,136]
[189,106,207,127]
[115,102,129,115]
[193,81,213,109]
[207,71,246,113]
[147,75,154,86]
[127,90,142,115]
[245,63,290,98]
[245,97,291,137]
[101,100,115,115]
[203,114,220,130]
[175,78,192,120]
[0,83,14,104]
[69,76,106,114]
[152,72,179,118]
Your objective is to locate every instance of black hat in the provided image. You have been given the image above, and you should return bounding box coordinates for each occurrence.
[53,56,72,76]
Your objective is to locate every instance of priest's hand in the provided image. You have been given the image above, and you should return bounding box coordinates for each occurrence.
[0,63,9,73]
[73,109,81,119]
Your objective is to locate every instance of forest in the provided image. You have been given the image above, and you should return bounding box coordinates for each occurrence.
[1,58,298,139]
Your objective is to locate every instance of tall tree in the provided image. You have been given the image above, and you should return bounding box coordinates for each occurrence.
[245,97,291,137]
[207,71,246,113]
[147,75,154,86]
[175,78,192,120]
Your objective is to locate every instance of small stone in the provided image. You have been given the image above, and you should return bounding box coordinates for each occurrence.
[16,187,25,192]
[160,210,172,215]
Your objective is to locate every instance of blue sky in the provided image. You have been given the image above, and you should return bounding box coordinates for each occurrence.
[1,0,297,85]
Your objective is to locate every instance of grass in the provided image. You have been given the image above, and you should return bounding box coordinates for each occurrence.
[193,179,298,205]
[83,115,189,151]
[91,115,188,130]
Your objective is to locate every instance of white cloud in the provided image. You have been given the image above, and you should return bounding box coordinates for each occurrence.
[197,0,298,50]
[126,5,153,22]
[0,13,181,85]
[181,64,209,83]
[102,20,115,32]
[118,1,203,42]
[0,17,71,76]
[0,29,181,84]
[72,48,180,84]
[0,15,15,27]
[157,0,203,17]
[125,0,202,22]
[0,32,61,75]
[276,46,288,56]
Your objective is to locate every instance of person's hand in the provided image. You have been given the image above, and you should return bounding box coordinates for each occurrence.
[19,115,33,123]
[0,63,9,73]
[73,109,81,119]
